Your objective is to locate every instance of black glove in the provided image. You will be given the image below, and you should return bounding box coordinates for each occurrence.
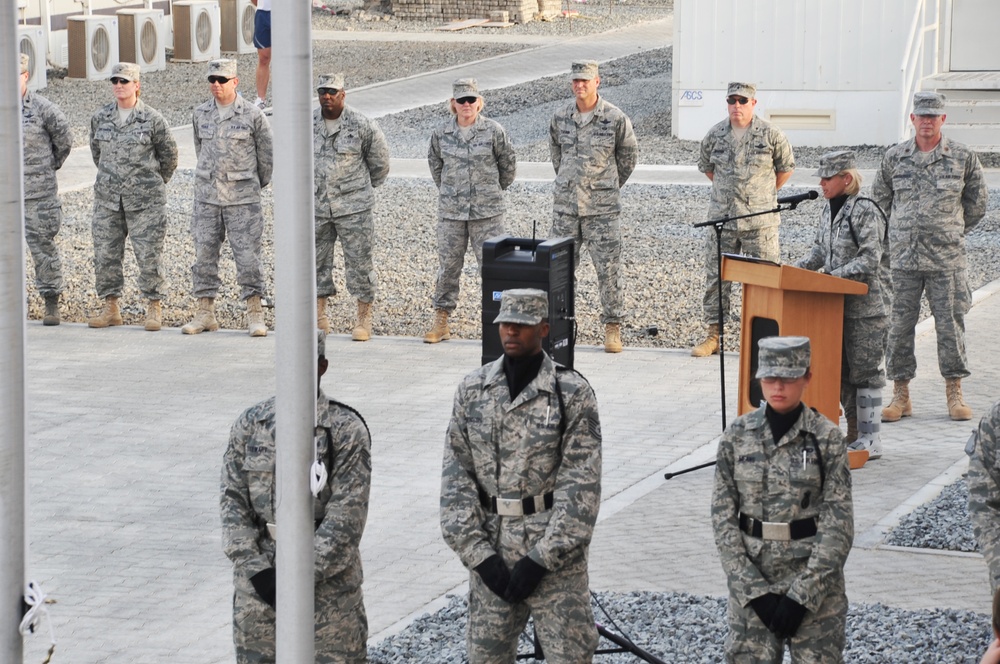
[250,568,277,609]
[474,554,511,600]
[769,595,808,639]
[504,556,547,604]
[749,592,782,627]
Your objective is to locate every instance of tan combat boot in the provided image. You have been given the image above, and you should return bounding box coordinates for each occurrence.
[317,297,331,334]
[353,300,372,342]
[945,378,973,421]
[88,296,123,328]
[691,324,720,357]
[604,323,623,353]
[423,309,450,344]
[144,299,162,332]
[845,416,858,444]
[42,295,60,326]
[181,297,219,335]
[246,295,267,337]
[881,380,912,422]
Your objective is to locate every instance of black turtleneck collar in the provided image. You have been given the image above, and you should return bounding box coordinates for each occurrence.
[503,351,544,400]
[829,194,849,222]
[765,403,804,444]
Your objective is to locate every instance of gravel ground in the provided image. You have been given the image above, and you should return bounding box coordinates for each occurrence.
[886,478,979,553]
[368,591,992,663]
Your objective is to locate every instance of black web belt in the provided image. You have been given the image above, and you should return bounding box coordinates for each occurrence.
[739,513,817,541]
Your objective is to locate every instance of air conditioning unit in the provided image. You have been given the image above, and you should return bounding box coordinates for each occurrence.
[18,25,47,91]
[117,9,166,73]
[173,0,221,63]
[220,0,255,54]
[67,16,119,81]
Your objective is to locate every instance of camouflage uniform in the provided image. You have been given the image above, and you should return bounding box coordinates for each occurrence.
[221,389,371,663]
[967,400,1000,593]
[795,193,891,395]
[191,94,273,300]
[872,135,987,380]
[314,104,390,303]
[550,96,637,325]
[89,98,178,299]
[22,89,71,297]
[441,351,602,662]
[428,114,516,312]
[712,337,854,663]
[698,115,795,323]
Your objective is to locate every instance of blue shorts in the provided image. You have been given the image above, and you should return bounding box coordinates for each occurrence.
[253,9,271,49]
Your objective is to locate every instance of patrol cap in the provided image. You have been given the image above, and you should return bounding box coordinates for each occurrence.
[452,78,481,99]
[912,91,946,116]
[316,72,345,92]
[111,62,140,83]
[317,330,326,358]
[755,336,811,379]
[492,289,549,325]
[207,59,237,80]
[570,60,599,81]
[813,150,857,178]
[727,82,756,99]
[20,53,30,75]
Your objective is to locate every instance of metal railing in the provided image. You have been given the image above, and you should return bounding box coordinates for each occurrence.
[898,0,943,140]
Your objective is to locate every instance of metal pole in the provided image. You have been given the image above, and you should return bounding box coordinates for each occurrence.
[271,2,317,663]
[0,2,28,660]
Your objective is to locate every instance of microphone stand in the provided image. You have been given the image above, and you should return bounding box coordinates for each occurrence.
[667,200,804,481]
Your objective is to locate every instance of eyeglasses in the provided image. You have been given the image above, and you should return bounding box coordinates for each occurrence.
[727,96,750,105]
[208,75,231,85]
[318,88,340,97]
[455,97,478,106]
[759,376,803,385]
[110,77,131,85]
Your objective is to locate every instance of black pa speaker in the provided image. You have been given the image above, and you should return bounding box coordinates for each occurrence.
[481,235,575,368]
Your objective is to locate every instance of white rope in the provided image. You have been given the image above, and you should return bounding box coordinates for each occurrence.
[20,580,56,663]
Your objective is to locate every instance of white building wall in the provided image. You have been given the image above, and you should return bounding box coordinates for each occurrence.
[673,0,925,147]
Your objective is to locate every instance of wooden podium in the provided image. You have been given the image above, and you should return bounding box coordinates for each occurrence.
[722,254,867,425]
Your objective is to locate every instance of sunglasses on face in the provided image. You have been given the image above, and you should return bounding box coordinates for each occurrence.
[727,96,750,105]
[110,77,131,85]
[208,75,231,85]
[455,97,478,106]
[760,376,801,385]
[318,88,340,97]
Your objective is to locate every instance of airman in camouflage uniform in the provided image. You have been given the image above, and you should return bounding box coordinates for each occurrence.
[873,91,988,422]
[184,59,274,338]
[20,52,71,326]
[967,401,1000,595]
[795,151,891,460]
[441,289,602,663]
[712,336,854,663]
[313,72,390,342]
[424,78,517,344]
[87,62,178,332]
[694,82,796,358]
[550,60,637,353]
[221,331,371,663]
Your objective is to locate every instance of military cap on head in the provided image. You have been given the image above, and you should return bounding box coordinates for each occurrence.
[756,336,811,379]
[912,91,946,116]
[20,53,30,75]
[207,59,237,79]
[570,60,599,81]
[317,330,326,358]
[317,72,345,92]
[814,150,857,178]
[452,78,481,100]
[111,62,140,83]
[493,289,549,326]
[727,82,756,99]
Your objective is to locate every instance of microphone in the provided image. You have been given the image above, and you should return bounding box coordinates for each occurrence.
[777,190,819,207]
